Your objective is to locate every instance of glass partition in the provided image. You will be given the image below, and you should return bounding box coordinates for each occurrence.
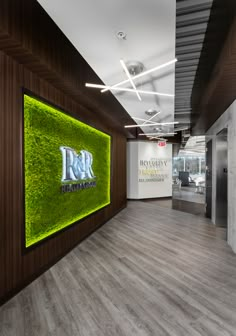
[173,156,206,180]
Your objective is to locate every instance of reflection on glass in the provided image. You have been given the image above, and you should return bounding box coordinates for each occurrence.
[173,156,206,177]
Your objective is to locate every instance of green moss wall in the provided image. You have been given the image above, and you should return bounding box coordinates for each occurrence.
[24,94,111,247]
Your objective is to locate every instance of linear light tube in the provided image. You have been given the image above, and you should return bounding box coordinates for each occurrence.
[142,111,161,125]
[139,132,177,136]
[174,127,189,131]
[125,122,179,128]
[148,137,162,140]
[120,59,141,101]
[101,58,177,93]
[132,117,158,124]
[85,83,174,97]
[147,136,167,141]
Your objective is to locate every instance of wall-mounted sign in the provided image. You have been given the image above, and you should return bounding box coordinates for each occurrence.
[60,147,95,182]
[24,94,111,248]
[138,158,171,183]
[60,147,96,193]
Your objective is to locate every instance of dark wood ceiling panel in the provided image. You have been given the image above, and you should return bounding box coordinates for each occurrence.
[175,0,213,137]
[176,0,212,16]
[176,0,236,143]
[191,0,236,134]
[0,0,137,138]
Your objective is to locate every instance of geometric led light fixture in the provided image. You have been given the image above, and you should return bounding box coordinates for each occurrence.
[85,58,177,99]
[100,58,177,93]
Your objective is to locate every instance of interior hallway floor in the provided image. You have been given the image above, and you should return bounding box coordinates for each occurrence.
[1,201,236,336]
[142,197,205,217]
[173,186,205,204]
[142,185,206,217]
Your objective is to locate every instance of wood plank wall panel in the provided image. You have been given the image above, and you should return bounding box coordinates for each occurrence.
[0,50,127,304]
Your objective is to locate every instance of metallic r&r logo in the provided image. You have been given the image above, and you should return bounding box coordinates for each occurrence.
[60,146,95,182]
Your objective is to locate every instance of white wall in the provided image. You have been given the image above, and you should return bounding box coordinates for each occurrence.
[127,141,172,199]
[206,99,236,253]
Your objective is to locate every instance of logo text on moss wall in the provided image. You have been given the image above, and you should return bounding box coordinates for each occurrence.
[60,146,96,193]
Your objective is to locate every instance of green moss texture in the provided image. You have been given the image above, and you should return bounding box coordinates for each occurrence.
[24,94,111,248]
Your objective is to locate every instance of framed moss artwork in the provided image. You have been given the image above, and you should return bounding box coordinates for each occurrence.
[23,93,111,248]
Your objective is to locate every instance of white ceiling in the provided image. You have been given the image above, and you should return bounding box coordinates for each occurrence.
[37,0,176,137]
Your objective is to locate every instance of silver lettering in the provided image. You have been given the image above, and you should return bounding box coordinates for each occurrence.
[60,146,95,182]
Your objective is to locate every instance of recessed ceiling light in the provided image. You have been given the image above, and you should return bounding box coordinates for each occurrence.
[145,109,158,116]
[126,61,144,76]
[116,31,127,40]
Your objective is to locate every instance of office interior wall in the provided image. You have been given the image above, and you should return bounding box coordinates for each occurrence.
[0,0,128,302]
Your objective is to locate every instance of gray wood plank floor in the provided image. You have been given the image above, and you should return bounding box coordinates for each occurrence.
[1,201,236,336]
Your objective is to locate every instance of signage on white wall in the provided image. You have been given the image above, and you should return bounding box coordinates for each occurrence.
[138,158,171,183]
[127,141,172,199]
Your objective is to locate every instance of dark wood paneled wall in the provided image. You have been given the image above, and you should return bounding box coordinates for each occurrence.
[0,0,128,304]
[0,51,127,304]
